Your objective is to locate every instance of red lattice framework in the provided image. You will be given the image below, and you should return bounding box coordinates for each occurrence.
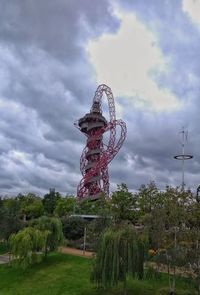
[75,84,127,200]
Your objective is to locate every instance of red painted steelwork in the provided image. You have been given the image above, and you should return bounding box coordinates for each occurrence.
[75,84,126,200]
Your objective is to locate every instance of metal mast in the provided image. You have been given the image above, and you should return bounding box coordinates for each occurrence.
[174,127,193,190]
[75,84,127,200]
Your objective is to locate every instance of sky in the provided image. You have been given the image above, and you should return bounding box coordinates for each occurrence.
[0,0,200,196]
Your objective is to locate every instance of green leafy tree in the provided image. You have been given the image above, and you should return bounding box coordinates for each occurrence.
[61,216,87,240]
[18,193,44,220]
[0,198,24,241]
[3,197,20,214]
[76,193,110,216]
[94,193,111,216]
[181,202,200,295]
[42,189,61,215]
[150,187,194,295]
[91,226,148,295]
[138,187,166,250]
[77,199,97,215]
[86,195,112,250]
[110,183,137,223]
[54,196,76,217]
[163,186,192,230]
[9,227,47,269]
[31,216,63,257]
[137,181,159,215]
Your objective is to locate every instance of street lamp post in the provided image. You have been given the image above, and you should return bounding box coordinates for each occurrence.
[174,127,193,190]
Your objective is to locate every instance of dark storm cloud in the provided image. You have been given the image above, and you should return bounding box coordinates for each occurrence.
[112,0,200,191]
[0,0,120,195]
[0,0,118,56]
[0,0,200,196]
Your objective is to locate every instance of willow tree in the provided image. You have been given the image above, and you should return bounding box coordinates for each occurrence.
[9,227,47,269]
[91,226,147,295]
[30,216,63,257]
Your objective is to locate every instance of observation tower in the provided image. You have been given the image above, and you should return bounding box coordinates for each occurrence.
[75,84,126,200]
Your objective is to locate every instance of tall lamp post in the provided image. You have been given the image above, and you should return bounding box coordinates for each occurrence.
[174,127,193,190]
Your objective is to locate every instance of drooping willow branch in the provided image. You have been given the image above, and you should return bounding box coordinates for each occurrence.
[91,226,148,290]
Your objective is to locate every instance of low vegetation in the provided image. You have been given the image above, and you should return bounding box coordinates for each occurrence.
[0,183,200,294]
[0,253,195,295]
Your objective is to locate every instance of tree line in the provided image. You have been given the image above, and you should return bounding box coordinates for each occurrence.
[1,182,200,294]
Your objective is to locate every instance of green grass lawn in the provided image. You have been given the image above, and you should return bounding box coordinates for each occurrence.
[0,253,196,295]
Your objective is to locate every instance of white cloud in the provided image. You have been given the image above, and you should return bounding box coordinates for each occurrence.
[87,10,180,112]
[182,0,200,27]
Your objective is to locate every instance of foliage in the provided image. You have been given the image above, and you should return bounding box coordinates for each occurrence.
[178,224,200,294]
[17,193,44,220]
[54,196,76,217]
[137,181,159,215]
[61,216,87,240]
[9,227,47,269]
[163,186,193,230]
[77,199,97,215]
[42,189,61,215]
[110,183,137,223]
[1,182,200,293]
[83,194,112,250]
[86,216,112,251]
[91,226,148,294]
[0,198,25,241]
[30,216,63,256]
[148,186,194,295]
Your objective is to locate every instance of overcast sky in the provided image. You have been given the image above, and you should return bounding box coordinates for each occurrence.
[0,0,200,196]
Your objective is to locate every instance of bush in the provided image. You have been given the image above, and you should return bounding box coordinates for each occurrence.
[61,217,87,240]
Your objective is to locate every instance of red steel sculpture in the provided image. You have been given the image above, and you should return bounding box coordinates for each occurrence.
[75,84,127,200]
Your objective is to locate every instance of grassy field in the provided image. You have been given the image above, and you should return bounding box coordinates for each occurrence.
[0,253,196,295]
